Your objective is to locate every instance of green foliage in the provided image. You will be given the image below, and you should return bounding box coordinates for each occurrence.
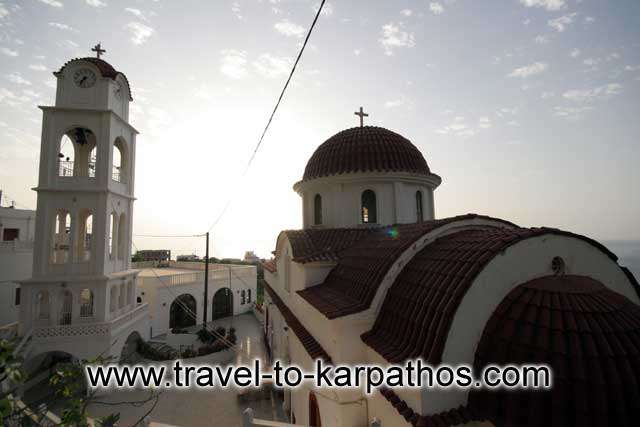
[1,338,151,427]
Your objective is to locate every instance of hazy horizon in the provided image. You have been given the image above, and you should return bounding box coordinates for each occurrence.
[1,0,639,259]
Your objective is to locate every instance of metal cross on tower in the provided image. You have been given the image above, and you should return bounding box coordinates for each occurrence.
[92,43,106,59]
[354,106,369,127]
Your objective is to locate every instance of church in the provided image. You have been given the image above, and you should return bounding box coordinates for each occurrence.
[262,120,640,426]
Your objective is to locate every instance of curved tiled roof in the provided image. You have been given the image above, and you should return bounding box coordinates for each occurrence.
[361,227,620,363]
[278,228,375,263]
[297,214,519,319]
[57,57,133,100]
[378,387,485,427]
[264,281,332,363]
[302,126,435,181]
[468,275,640,427]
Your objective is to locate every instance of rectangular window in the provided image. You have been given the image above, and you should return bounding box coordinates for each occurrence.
[14,287,20,306]
[3,228,19,241]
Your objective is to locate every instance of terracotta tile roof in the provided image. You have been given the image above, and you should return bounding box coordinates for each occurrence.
[361,227,620,364]
[262,259,277,273]
[281,228,375,263]
[264,281,332,363]
[302,126,438,181]
[297,214,519,319]
[468,275,640,427]
[378,387,484,427]
[56,57,133,100]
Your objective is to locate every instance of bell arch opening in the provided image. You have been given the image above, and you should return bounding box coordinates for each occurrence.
[51,209,72,264]
[58,127,96,178]
[77,209,93,262]
[112,137,128,183]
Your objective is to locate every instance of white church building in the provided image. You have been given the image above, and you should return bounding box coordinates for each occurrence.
[262,123,640,427]
[15,51,150,365]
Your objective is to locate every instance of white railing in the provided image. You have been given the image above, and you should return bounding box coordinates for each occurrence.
[0,240,34,252]
[138,267,256,289]
[33,303,148,340]
[241,409,381,427]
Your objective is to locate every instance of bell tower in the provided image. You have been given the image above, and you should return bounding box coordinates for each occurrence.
[19,46,149,361]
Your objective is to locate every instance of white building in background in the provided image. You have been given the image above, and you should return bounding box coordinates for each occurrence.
[136,261,257,337]
[262,124,640,427]
[16,51,149,366]
[0,207,35,326]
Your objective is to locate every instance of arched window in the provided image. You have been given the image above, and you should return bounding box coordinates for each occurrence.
[112,138,127,183]
[241,290,246,305]
[36,290,50,319]
[77,209,93,262]
[59,290,72,325]
[110,285,117,312]
[416,191,424,223]
[58,127,96,178]
[109,212,117,259]
[52,210,72,264]
[313,194,322,225]
[361,190,377,224]
[117,213,126,260]
[118,283,125,308]
[79,289,94,317]
[247,289,252,303]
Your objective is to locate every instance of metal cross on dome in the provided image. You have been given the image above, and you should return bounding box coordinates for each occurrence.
[92,43,106,59]
[354,106,369,127]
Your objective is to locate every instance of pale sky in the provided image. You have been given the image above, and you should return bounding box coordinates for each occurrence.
[0,0,639,259]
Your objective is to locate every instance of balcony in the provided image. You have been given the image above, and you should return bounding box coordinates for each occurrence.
[32,303,148,340]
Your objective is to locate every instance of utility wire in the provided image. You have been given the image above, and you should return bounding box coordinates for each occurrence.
[205,0,326,233]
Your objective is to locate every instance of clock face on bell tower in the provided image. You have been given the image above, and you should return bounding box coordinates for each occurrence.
[73,68,97,88]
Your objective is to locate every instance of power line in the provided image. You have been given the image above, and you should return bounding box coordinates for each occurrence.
[133,234,205,238]
[205,0,327,233]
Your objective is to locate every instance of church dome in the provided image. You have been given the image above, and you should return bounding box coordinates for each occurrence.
[302,126,433,181]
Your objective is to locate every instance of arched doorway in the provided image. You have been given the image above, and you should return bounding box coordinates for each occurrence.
[309,392,321,427]
[212,288,233,321]
[120,331,142,363]
[169,294,196,330]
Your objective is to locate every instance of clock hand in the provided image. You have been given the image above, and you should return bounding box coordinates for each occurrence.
[80,76,87,85]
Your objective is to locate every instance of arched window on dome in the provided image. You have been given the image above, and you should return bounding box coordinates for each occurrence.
[361,190,377,224]
[313,194,322,225]
[416,191,424,223]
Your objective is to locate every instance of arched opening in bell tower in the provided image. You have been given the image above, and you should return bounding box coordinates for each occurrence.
[52,209,72,264]
[112,137,128,183]
[77,209,93,262]
[117,213,126,260]
[58,127,96,178]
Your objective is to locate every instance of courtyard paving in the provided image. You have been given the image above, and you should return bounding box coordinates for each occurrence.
[87,313,287,427]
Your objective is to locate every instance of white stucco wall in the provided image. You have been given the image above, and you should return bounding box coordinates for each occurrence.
[0,207,36,326]
[294,172,440,229]
[138,265,257,337]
